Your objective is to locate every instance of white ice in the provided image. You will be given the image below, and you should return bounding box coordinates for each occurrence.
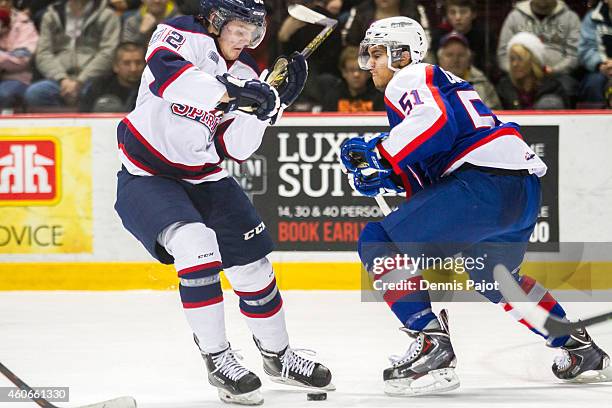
[1,291,611,408]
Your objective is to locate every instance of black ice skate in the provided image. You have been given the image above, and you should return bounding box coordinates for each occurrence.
[552,328,612,383]
[383,309,460,396]
[196,337,263,405]
[253,336,335,391]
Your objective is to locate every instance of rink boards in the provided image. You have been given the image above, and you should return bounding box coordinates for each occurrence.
[0,112,611,290]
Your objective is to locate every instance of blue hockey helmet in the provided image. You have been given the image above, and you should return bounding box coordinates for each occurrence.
[200,0,267,48]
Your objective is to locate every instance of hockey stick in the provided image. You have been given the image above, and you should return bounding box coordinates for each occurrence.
[0,361,136,408]
[264,5,338,88]
[493,264,612,338]
[375,195,393,216]
[238,5,337,113]
[376,195,612,337]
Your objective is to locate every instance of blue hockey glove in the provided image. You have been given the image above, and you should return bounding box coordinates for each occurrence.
[340,132,389,174]
[216,73,280,121]
[348,167,405,197]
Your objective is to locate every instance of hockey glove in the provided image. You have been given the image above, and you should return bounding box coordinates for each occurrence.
[340,132,390,174]
[348,168,405,197]
[267,52,308,108]
[217,73,281,121]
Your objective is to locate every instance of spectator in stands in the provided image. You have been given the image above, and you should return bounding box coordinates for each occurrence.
[342,0,423,47]
[13,0,52,28]
[122,0,181,46]
[319,46,384,112]
[431,0,497,78]
[578,0,612,108]
[278,0,342,77]
[174,0,198,15]
[497,32,568,109]
[0,0,38,112]
[437,32,501,109]
[79,42,145,112]
[25,0,120,111]
[109,0,142,14]
[497,0,581,101]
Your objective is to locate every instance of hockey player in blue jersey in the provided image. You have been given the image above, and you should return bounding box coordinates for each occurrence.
[114,0,333,404]
[341,17,611,396]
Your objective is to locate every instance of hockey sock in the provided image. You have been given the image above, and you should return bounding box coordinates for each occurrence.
[158,222,229,353]
[501,274,570,347]
[358,222,436,331]
[179,265,229,353]
[225,258,289,353]
[373,266,438,331]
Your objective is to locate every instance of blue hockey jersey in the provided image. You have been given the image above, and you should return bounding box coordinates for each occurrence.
[377,64,547,185]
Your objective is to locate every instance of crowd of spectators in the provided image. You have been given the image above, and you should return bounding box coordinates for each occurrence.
[0,0,610,113]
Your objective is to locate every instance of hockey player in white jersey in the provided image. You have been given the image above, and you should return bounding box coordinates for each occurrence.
[114,0,333,404]
[340,17,611,396]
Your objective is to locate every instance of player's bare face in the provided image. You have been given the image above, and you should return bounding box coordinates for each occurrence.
[218,20,257,60]
[367,46,394,91]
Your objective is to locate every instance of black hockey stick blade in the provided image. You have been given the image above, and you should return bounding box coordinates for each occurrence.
[544,311,612,338]
[0,361,137,408]
[493,264,612,338]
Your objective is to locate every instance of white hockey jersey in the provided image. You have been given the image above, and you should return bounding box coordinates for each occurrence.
[117,16,268,183]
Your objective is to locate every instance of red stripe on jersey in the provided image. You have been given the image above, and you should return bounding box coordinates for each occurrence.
[118,143,157,174]
[146,46,181,63]
[159,63,194,97]
[240,298,284,318]
[442,128,524,174]
[122,118,213,171]
[399,171,413,200]
[215,119,243,162]
[181,166,224,180]
[234,278,277,297]
[178,261,223,276]
[383,65,448,169]
[183,295,223,309]
[384,95,405,119]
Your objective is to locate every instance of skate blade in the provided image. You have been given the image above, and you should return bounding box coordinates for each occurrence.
[384,368,460,397]
[563,365,612,384]
[218,388,263,405]
[269,376,336,391]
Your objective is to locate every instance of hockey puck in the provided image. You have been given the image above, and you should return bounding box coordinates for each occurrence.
[307,392,327,401]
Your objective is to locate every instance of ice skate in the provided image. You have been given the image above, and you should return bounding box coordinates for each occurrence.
[200,343,263,405]
[552,328,612,383]
[383,309,460,396]
[253,336,335,391]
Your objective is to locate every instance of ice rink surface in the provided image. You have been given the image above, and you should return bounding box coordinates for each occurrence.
[1,291,611,408]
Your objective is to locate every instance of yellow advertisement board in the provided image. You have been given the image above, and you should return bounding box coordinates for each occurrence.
[0,127,92,253]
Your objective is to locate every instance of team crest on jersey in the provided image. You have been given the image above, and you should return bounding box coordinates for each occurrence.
[171,104,223,134]
[208,50,219,64]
